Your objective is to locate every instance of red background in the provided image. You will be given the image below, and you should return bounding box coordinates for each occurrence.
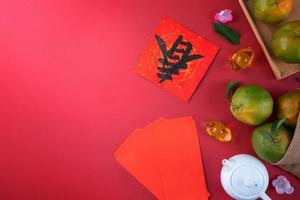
[0,0,299,199]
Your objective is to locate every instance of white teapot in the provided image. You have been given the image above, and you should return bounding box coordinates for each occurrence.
[220,154,271,200]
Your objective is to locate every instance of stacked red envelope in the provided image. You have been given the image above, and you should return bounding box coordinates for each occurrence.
[114,116,209,200]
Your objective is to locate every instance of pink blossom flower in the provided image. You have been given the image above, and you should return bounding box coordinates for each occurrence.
[214,9,233,24]
[272,176,294,195]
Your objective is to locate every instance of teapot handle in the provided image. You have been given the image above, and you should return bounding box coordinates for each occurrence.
[260,192,271,200]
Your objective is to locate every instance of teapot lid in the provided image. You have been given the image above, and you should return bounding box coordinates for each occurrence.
[231,165,265,197]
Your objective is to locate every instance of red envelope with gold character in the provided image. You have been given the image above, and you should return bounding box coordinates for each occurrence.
[134,17,219,102]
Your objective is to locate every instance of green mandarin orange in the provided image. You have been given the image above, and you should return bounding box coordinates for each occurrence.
[277,90,300,127]
[230,84,273,126]
[272,21,300,64]
[253,0,293,24]
[252,122,291,163]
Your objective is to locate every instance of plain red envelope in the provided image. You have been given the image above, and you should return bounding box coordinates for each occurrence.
[114,117,209,200]
[151,116,208,200]
[133,17,219,102]
[114,119,166,200]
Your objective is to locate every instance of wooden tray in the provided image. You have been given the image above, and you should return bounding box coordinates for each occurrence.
[239,0,300,79]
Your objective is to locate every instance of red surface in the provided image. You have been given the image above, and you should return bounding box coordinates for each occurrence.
[0,0,299,200]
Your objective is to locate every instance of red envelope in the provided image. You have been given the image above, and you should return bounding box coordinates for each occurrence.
[114,119,166,199]
[151,117,208,200]
[114,117,209,200]
[134,17,219,102]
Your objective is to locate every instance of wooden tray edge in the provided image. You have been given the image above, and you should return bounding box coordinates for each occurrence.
[238,0,283,80]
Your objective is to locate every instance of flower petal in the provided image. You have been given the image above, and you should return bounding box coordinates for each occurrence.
[275,186,285,194]
[272,179,280,187]
[277,176,287,181]
[214,9,233,24]
[285,186,294,194]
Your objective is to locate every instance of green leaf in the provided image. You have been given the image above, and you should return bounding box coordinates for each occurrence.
[271,119,286,134]
[226,80,238,102]
[213,22,240,45]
